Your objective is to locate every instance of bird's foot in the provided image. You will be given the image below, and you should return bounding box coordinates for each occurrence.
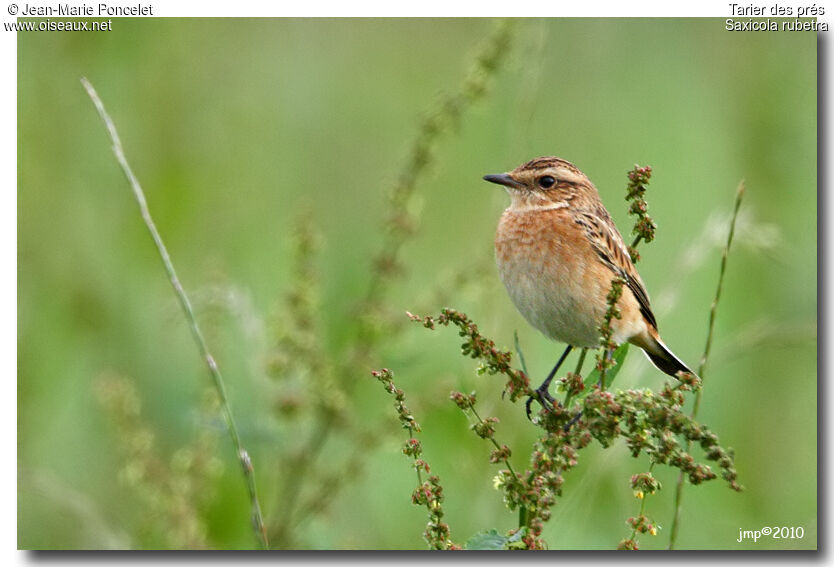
[525,386,556,420]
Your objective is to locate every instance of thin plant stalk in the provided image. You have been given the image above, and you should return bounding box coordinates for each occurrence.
[469,406,519,480]
[467,404,527,528]
[628,462,656,545]
[271,20,518,544]
[81,77,269,549]
[668,181,745,550]
[362,19,516,308]
[563,348,587,408]
[450,389,526,534]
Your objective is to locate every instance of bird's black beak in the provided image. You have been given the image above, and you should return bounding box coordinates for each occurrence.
[483,173,524,189]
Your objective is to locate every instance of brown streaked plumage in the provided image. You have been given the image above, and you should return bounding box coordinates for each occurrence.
[484,156,693,389]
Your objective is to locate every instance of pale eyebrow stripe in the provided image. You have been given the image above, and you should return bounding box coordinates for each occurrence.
[509,201,570,212]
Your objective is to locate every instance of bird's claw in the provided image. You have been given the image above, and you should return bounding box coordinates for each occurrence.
[525,387,556,420]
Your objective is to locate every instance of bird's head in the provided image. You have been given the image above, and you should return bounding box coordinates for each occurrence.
[483,156,595,210]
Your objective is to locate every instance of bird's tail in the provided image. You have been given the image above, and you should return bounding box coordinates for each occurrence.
[632,331,695,379]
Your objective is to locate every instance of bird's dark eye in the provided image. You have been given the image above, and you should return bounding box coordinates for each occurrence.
[538,175,556,189]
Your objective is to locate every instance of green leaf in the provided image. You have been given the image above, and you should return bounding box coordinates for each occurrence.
[578,343,630,398]
[464,529,509,550]
[505,527,528,549]
[506,528,525,543]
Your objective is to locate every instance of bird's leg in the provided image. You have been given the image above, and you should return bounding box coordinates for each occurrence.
[525,345,573,419]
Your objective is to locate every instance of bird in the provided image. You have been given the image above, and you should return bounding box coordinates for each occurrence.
[483,156,693,415]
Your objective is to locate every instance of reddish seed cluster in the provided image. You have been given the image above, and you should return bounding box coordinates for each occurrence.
[617,538,639,550]
[675,371,702,391]
[422,475,452,549]
[403,438,422,458]
[372,368,456,549]
[472,417,499,440]
[584,389,624,446]
[625,165,652,201]
[557,372,585,398]
[625,164,657,249]
[535,401,579,432]
[372,368,420,432]
[404,301,742,550]
[449,389,537,547]
[489,445,512,464]
[630,472,661,496]
[628,199,648,216]
[411,481,432,506]
[410,473,452,549]
[627,165,652,189]
[583,384,742,493]
[413,459,430,474]
[627,514,657,536]
[514,430,584,546]
[633,218,657,243]
[449,390,476,410]
[502,417,595,548]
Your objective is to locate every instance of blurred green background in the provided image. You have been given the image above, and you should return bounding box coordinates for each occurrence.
[18,18,816,550]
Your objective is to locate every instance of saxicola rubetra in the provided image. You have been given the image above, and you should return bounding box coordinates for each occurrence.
[484,156,693,412]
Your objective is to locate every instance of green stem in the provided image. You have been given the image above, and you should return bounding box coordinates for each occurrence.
[563,348,588,408]
[668,182,744,550]
[599,347,614,392]
[81,78,269,549]
[518,507,529,530]
[574,348,589,375]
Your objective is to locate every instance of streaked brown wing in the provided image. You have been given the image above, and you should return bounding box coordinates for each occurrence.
[575,211,658,330]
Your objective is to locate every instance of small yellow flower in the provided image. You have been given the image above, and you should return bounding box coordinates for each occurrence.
[634,490,644,499]
[649,527,657,536]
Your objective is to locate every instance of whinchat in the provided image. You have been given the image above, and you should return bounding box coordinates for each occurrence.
[484,157,692,409]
